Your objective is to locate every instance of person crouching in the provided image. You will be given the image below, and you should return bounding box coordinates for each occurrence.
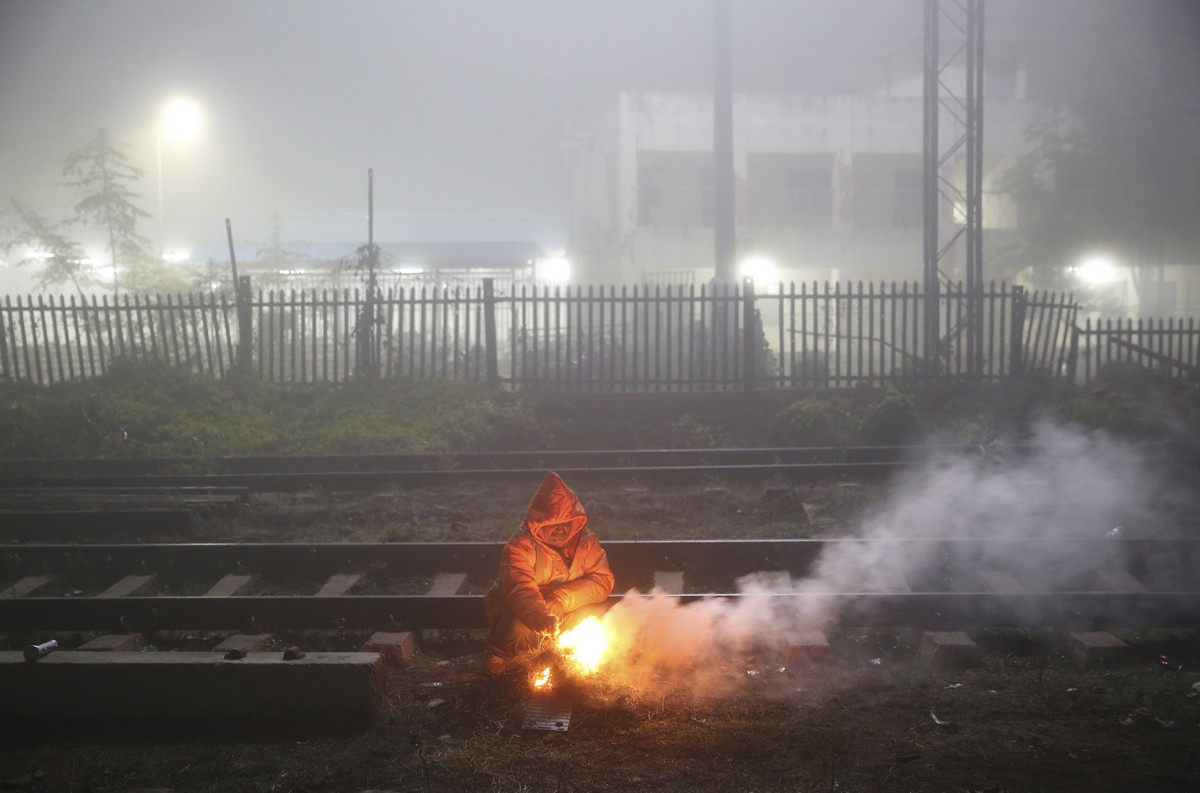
[481,471,614,677]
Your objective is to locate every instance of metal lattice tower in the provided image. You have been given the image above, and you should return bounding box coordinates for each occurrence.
[923,0,985,374]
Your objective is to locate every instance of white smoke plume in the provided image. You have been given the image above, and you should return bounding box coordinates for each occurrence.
[587,420,1159,695]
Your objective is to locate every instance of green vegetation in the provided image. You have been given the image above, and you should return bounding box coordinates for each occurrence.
[0,356,1195,459]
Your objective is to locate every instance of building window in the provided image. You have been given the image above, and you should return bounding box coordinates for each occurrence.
[747,152,833,227]
[637,151,713,227]
[853,154,924,229]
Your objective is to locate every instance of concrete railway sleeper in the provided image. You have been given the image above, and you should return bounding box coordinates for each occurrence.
[2,539,1198,633]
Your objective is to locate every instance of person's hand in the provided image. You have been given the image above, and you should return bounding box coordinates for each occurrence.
[531,613,560,635]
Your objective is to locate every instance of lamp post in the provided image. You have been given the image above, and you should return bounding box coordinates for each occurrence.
[156,97,202,259]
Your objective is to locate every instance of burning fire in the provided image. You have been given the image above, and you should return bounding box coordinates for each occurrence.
[529,615,613,690]
[557,615,609,674]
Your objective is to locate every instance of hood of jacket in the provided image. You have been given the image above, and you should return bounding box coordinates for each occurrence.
[522,471,587,548]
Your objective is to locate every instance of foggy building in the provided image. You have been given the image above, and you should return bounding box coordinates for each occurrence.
[567,36,1056,291]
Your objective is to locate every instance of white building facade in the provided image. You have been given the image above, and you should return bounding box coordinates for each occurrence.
[568,87,1057,292]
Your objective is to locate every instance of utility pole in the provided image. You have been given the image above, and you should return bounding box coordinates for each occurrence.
[713,0,736,285]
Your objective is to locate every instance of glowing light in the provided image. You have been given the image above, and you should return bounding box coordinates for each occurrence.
[161,97,203,143]
[395,264,424,275]
[1073,255,1118,285]
[540,256,571,284]
[740,255,779,286]
[162,250,190,264]
[532,666,552,688]
[557,615,609,674]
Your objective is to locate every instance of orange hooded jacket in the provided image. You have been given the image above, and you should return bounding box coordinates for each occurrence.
[484,472,614,631]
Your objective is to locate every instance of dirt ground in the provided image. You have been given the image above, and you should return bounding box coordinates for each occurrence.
[2,475,1199,792]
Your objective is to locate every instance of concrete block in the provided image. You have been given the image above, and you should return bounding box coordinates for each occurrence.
[213,633,272,654]
[97,574,155,598]
[360,631,416,663]
[1,575,54,598]
[315,573,361,597]
[78,633,144,652]
[1069,631,1130,669]
[653,571,685,594]
[204,574,254,597]
[918,631,983,668]
[978,569,1025,594]
[0,651,387,725]
[783,631,834,664]
[1096,570,1149,593]
[427,573,467,596]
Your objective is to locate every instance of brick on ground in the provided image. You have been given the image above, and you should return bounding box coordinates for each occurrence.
[78,633,144,652]
[784,631,834,664]
[918,631,983,668]
[360,631,416,663]
[1069,631,1130,669]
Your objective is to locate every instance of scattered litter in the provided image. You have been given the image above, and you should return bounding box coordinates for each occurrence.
[929,710,959,733]
[1158,655,1183,672]
[1187,682,1200,699]
[437,660,450,666]
[746,669,759,677]
[869,657,882,666]
[1066,688,1078,693]
[945,683,962,689]
[1106,526,1123,538]
[426,698,445,709]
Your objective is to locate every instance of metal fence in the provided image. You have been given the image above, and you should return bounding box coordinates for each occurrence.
[2,279,1190,389]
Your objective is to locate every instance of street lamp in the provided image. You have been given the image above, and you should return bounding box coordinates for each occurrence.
[156,97,203,259]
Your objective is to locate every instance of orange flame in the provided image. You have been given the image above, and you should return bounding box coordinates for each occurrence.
[532,666,552,688]
[556,615,609,675]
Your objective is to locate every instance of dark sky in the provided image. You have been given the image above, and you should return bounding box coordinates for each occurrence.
[0,0,1153,267]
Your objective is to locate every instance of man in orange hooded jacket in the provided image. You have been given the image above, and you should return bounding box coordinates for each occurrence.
[482,471,614,676]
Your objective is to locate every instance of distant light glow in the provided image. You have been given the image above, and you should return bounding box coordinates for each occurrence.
[163,250,190,264]
[541,256,571,284]
[161,97,203,142]
[1073,255,1118,285]
[740,255,779,285]
[395,264,425,275]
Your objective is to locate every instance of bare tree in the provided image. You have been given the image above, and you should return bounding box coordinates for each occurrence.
[61,128,154,296]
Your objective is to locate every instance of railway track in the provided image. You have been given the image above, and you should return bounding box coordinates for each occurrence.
[1,443,1193,492]
[3,539,1198,634]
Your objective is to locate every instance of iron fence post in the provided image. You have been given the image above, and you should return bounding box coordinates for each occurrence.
[1010,285,1026,377]
[236,276,252,370]
[743,277,756,390]
[483,278,499,385]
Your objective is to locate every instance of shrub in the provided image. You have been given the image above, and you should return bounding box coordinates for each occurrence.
[858,389,923,445]
[771,398,852,446]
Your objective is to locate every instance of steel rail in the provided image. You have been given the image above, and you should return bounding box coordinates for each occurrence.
[5,538,1199,576]
[0,462,921,492]
[3,593,1199,632]
[0,446,961,478]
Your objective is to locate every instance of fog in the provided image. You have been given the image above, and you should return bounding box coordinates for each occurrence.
[1,0,1196,292]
